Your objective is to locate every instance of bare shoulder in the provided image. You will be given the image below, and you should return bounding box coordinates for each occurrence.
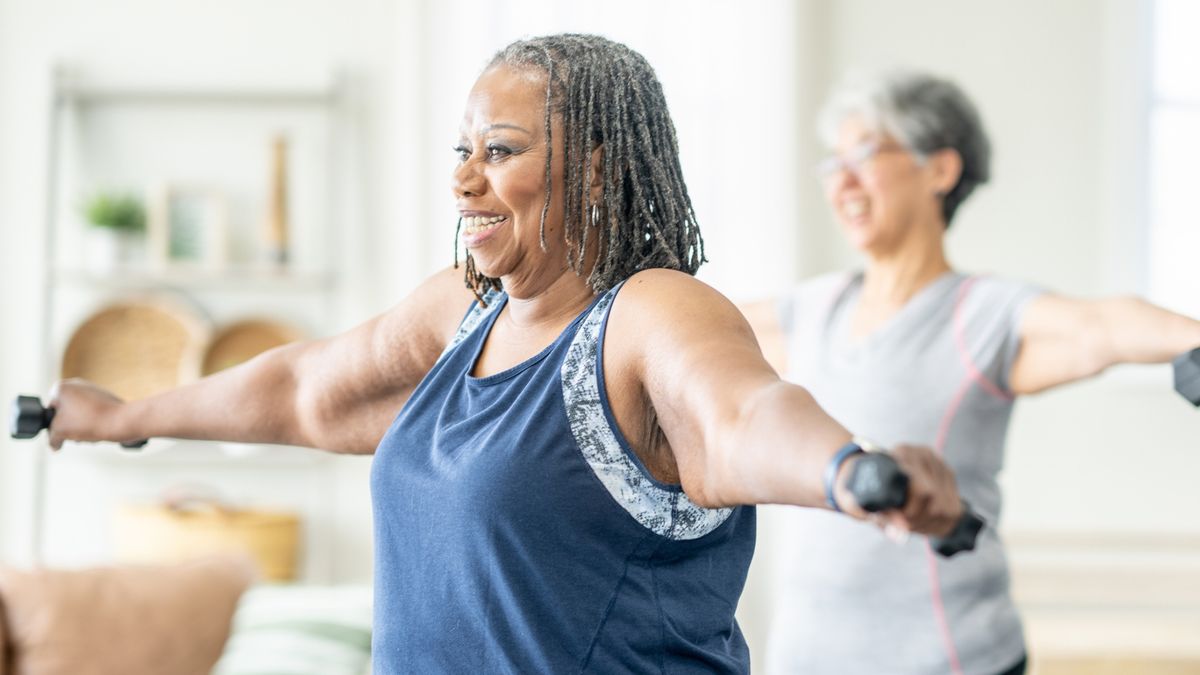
[607,269,759,368]
[615,268,744,319]
[395,265,478,339]
[368,266,478,369]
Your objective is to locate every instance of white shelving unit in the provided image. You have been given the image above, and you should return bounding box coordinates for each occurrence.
[32,66,354,582]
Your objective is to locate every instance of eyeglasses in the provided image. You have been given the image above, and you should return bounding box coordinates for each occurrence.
[815,141,910,181]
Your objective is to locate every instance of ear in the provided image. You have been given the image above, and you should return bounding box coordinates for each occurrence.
[588,144,605,204]
[928,148,963,197]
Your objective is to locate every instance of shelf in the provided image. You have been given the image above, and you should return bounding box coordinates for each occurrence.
[32,64,351,565]
[53,266,337,292]
[54,72,339,109]
[61,88,336,108]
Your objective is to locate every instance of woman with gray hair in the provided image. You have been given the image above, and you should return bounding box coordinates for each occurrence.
[743,71,1200,675]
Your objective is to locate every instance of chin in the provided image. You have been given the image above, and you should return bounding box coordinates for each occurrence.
[464,251,500,277]
[839,225,876,252]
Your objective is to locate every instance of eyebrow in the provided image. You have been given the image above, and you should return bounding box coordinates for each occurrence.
[459,123,532,136]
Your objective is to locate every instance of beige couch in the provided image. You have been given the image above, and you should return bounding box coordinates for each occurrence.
[0,555,254,675]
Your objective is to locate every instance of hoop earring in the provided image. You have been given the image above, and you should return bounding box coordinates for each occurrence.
[590,204,600,228]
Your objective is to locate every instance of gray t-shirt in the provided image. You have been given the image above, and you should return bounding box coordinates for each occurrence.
[766,270,1042,675]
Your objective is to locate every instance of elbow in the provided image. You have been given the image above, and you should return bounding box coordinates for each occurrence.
[1077,333,1113,379]
[1073,299,1133,377]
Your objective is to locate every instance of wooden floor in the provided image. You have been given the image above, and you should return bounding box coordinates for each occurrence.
[1034,658,1200,675]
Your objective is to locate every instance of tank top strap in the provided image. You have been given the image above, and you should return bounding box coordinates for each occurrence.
[440,288,506,360]
[560,280,735,541]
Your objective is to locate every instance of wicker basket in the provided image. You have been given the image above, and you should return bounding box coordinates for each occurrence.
[201,318,304,376]
[60,297,210,401]
[113,498,301,582]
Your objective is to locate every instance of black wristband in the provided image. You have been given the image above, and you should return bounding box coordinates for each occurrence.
[824,440,865,512]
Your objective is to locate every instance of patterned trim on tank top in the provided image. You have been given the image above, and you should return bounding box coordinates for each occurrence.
[561,285,734,540]
[440,289,505,359]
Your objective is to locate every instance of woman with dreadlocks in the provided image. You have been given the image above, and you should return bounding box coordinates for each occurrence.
[45,35,968,673]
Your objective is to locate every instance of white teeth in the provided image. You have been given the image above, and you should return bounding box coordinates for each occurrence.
[843,200,867,218]
[462,215,507,235]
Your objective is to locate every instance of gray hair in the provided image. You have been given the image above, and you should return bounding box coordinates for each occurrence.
[818,71,991,228]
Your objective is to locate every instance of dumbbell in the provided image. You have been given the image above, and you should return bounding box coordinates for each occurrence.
[1174,347,1200,407]
[846,451,984,557]
[9,395,146,449]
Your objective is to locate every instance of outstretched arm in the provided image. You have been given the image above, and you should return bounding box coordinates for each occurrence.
[48,267,474,454]
[1009,294,1200,395]
[611,270,962,536]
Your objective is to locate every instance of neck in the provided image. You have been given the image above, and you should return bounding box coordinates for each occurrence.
[861,223,951,306]
[501,265,596,329]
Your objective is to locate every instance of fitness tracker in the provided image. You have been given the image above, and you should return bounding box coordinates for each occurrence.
[824,439,865,512]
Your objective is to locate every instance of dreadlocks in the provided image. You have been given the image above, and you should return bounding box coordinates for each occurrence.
[455,33,706,300]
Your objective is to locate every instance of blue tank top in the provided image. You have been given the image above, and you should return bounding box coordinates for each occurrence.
[369,282,756,674]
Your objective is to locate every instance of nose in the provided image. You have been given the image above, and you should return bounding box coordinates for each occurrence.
[822,165,859,199]
[452,157,486,199]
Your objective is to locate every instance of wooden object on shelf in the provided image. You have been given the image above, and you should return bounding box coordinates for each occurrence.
[60,297,209,401]
[264,135,290,265]
[145,184,229,270]
[201,319,305,376]
[114,498,301,582]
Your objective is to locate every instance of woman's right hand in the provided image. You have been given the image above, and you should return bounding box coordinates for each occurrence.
[835,444,965,537]
[45,379,130,450]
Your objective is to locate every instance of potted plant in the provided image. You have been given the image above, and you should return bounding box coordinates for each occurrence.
[82,191,146,269]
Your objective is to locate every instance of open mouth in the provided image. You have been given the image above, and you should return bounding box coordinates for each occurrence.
[462,215,508,235]
[842,198,868,219]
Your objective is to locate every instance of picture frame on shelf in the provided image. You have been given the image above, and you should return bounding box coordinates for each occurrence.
[147,184,229,270]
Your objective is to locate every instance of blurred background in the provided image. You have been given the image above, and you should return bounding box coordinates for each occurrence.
[0,0,1196,672]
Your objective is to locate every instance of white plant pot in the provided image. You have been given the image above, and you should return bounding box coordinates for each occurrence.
[86,228,141,272]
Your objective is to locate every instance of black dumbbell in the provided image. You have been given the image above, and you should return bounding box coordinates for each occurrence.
[8,395,146,449]
[846,451,985,557]
[1174,347,1200,407]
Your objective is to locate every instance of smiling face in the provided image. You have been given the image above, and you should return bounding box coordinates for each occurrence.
[821,115,955,256]
[452,64,572,290]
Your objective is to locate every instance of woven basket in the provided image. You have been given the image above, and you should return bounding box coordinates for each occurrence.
[60,297,209,401]
[201,318,304,376]
[113,498,301,582]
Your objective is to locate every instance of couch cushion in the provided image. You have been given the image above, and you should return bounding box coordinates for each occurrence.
[0,590,9,675]
[212,584,372,675]
[0,554,256,675]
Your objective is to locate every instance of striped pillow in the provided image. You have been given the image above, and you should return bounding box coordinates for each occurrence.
[212,584,372,675]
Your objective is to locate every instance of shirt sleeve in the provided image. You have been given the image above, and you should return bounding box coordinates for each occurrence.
[959,276,1045,395]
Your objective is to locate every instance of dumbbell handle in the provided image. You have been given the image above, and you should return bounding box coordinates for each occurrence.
[8,395,146,449]
[846,451,984,557]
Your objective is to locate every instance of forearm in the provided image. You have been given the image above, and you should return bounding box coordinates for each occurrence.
[1097,297,1200,365]
[113,343,308,446]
